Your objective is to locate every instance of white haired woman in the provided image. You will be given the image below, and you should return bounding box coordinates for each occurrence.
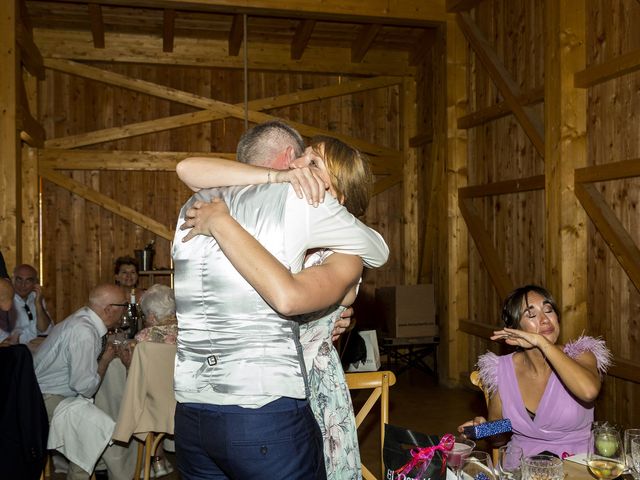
[135,284,178,344]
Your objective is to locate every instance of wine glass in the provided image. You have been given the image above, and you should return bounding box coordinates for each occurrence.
[631,437,640,477]
[587,426,626,480]
[447,437,476,478]
[497,445,522,479]
[522,455,563,480]
[625,429,640,479]
[459,450,496,480]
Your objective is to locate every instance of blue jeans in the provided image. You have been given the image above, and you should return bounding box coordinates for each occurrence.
[174,398,327,480]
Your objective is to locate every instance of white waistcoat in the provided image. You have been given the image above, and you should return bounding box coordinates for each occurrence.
[172,184,307,400]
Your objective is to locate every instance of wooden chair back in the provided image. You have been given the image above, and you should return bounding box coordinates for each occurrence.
[346,370,396,480]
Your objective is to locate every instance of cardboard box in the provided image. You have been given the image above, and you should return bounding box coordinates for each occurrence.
[375,284,437,338]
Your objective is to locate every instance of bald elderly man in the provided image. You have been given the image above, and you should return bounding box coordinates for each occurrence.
[11,264,53,344]
[34,284,136,480]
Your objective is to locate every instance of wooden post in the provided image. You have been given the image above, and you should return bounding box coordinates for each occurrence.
[22,72,40,266]
[0,0,22,269]
[544,0,588,342]
[402,76,419,285]
[443,16,468,386]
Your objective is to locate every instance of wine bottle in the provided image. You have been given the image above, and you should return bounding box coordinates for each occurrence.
[125,289,139,339]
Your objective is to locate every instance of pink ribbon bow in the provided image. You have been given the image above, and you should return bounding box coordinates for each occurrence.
[394,433,455,478]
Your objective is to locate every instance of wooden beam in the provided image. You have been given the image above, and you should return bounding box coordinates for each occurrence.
[45,58,402,111]
[163,9,176,53]
[458,319,494,339]
[88,3,105,49]
[40,168,173,240]
[45,108,231,149]
[545,0,587,343]
[458,196,515,300]
[459,175,544,198]
[456,12,545,157]
[42,0,447,25]
[43,59,400,156]
[409,132,433,148]
[39,149,234,170]
[457,86,544,129]
[21,73,39,265]
[446,0,484,12]
[575,182,640,295]
[445,18,469,387]
[0,0,22,268]
[18,0,32,33]
[574,48,640,89]
[228,13,243,56]
[291,19,315,60]
[402,77,419,284]
[372,172,402,196]
[17,80,44,147]
[575,158,640,183]
[16,24,44,79]
[40,148,396,176]
[35,29,415,77]
[351,24,382,63]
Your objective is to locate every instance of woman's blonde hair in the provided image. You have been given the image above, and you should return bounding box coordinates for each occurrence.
[309,136,373,217]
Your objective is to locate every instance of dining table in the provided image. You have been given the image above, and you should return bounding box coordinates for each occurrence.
[562,458,635,479]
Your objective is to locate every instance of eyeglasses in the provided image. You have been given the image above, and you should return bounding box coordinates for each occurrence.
[109,303,129,308]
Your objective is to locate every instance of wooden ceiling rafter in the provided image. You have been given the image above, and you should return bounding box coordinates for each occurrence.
[88,3,105,48]
[228,13,243,56]
[456,12,544,157]
[291,19,315,60]
[34,0,447,25]
[16,23,45,79]
[163,8,176,52]
[17,79,44,147]
[351,24,382,63]
[35,29,415,76]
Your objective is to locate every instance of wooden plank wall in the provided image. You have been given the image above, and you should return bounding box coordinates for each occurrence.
[464,0,546,370]
[38,65,404,322]
[586,0,640,428]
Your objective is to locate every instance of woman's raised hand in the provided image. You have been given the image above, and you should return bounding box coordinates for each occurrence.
[180,198,230,242]
[490,327,544,349]
[275,166,330,207]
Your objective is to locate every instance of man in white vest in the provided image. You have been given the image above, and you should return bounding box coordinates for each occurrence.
[172,121,387,479]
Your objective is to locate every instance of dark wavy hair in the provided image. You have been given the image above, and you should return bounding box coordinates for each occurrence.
[501,284,560,329]
[114,256,139,276]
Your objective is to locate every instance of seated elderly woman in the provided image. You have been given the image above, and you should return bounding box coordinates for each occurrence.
[134,284,177,344]
[458,284,611,458]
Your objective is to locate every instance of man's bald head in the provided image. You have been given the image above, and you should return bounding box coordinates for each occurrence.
[88,284,127,329]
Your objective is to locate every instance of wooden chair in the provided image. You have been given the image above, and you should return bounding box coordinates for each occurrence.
[469,370,499,465]
[112,342,177,480]
[346,370,396,480]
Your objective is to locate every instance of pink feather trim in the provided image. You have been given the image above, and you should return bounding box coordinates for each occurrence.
[563,335,612,374]
[477,352,500,396]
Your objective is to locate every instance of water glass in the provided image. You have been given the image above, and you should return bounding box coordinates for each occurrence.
[522,455,563,480]
[625,429,640,478]
[459,450,496,480]
[497,445,523,479]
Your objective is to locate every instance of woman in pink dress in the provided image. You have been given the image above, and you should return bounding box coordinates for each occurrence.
[459,285,611,458]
